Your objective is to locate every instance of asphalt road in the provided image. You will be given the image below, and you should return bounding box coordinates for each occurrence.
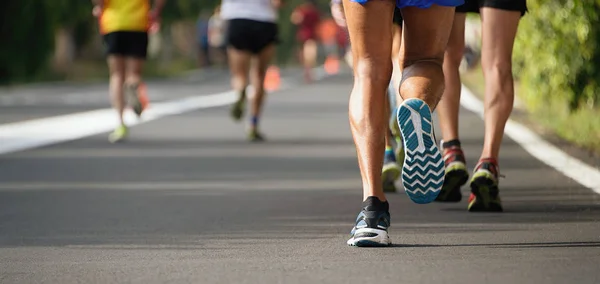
[1,69,599,284]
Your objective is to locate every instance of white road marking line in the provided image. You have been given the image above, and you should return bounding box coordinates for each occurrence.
[0,67,331,155]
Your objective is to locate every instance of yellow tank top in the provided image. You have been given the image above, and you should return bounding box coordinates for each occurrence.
[100,0,150,34]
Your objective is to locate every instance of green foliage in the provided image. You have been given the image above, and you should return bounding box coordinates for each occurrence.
[513,0,600,152]
[514,0,600,111]
[0,0,223,85]
[162,0,221,25]
[0,0,55,84]
[51,0,95,49]
[52,0,93,27]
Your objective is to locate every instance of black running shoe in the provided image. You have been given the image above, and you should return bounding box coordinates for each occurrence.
[383,178,397,193]
[436,140,469,202]
[347,197,391,247]
[248,129,265,142]
[230,89,246,121]
[125,83,143,117]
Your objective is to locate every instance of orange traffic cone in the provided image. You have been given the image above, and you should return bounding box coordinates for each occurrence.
[324,55,340,75]
[264,65,281,92]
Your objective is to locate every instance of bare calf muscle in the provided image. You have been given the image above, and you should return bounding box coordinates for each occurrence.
[343,0,462,247]
[433,0,526,211]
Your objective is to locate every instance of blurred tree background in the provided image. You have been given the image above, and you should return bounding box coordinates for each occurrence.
[513,0,600,153]
[0,0,334,85]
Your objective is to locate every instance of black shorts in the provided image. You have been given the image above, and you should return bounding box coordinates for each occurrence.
[456,0,527,16]
[393,7,403,27]
[226,19,278,54]
[103,31,148,59]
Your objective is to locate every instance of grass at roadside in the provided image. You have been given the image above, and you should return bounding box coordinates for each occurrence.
[460,65,600,157]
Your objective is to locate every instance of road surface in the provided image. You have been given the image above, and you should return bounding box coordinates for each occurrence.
[1,69,599,284]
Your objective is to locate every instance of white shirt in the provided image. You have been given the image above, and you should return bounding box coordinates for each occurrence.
[220,0,278,23]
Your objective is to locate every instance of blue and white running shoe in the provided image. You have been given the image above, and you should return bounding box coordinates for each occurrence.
[347,197,391,247]
[396,98,445,204]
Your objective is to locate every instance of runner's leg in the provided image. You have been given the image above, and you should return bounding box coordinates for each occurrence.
[344,0,395,247]
[303,39,318,82]
[480,8,521,161]
[124,57,145,116]
[436,13,466,144]
[108,56,126,125]
[468,7,521,212]
[395,4,455,203]
[344,0,395,202]
[107,55,127,143]
[227,47,252,121]
[248,43,276,141]
[434,12,469,203]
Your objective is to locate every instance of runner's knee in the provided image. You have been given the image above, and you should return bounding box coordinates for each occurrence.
[110,72,125,83]
[481,58,512,83]
[403,55,444,71]
[354,57,392,84]
[399,58,445,107]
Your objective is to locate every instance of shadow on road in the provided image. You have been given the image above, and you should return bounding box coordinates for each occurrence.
[391,241,600,249]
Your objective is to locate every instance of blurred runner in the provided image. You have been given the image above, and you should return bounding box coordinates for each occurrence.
[335,24,349,63]
[317,17,339,60]
[317,17,341,75]
[208,5,228,66]
[434,0,527,212]
[221,0,282,142]
[93,0,165,143]
[291,0,321,83]
[196,12,211,67]
[334,0,463,247]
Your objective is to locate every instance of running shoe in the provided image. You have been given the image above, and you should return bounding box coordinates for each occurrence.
[468,158,503,212]
[125,83,144,117]
[382,152,401,184]
[231,89,246,122]
[383,178,397,193]
[248,129,265,142]
[108,124,128,143]
[396,98,444,204]
[389,108,405,168]
[395,136,405,170]
[435,141,468,202]
[347,197,391,247]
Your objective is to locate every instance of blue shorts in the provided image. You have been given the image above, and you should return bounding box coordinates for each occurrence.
[351,0,464,9]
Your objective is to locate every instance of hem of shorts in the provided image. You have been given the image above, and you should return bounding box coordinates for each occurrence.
[456,5,527,16]
[105,52,148,59]
[101,29,149,36]
[395,0,465,9]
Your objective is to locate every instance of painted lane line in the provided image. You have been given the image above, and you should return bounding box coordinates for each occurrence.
[0,67,332,156]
